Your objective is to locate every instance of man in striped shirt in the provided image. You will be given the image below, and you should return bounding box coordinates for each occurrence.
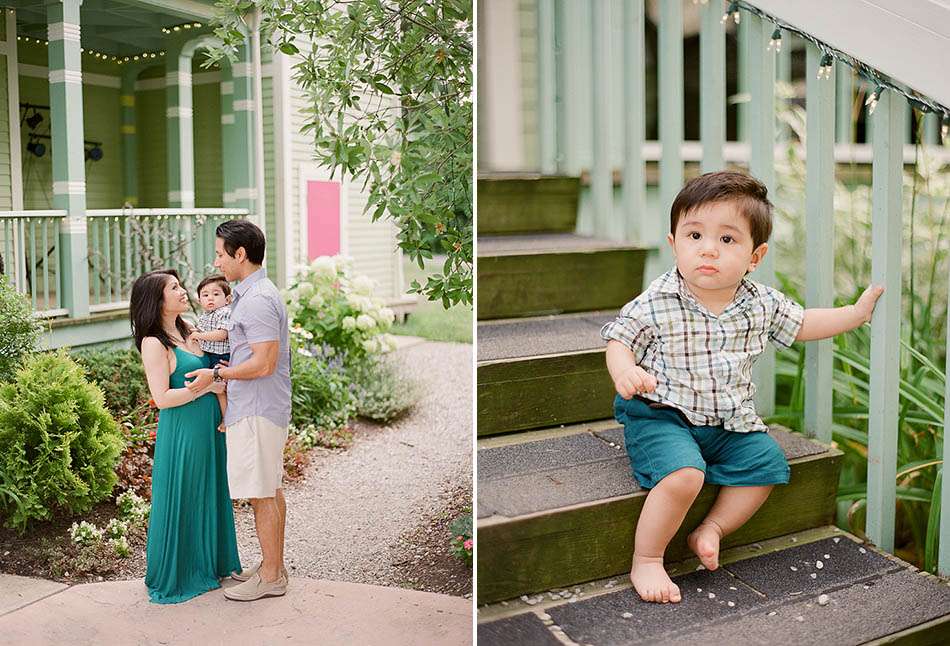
[602,171,883,605]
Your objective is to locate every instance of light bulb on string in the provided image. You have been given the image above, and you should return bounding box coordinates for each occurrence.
[817,53,834,80]
[721,2,740,25]
[866,85,884,115]
[767,28,782,53]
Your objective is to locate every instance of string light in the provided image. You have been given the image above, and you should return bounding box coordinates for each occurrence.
[727,0,949,141]
[865,85,884,115]
[721,2,740,25]
[816,53,834,80]
[767,28,782,53]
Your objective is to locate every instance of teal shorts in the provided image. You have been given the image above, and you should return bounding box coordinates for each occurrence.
[614,395,790,489]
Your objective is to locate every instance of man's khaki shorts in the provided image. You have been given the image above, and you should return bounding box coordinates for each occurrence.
[226,416,288,499]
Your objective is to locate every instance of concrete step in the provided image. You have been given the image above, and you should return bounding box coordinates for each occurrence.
[476,423,842,605]
[477,233,648,320]
[477,527,950,646]
[477,174,580,235]
[477,311,615,436]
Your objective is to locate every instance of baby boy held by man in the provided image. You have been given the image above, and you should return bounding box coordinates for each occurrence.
[602,171,884,604]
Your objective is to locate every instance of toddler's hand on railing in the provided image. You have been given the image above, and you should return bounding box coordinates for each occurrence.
[854,284,885,324]
[614,365,658,400]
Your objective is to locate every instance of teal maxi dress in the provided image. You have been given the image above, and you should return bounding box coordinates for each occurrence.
[145,347,242,604]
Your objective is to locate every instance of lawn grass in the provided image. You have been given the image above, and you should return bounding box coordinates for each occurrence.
[392,256,472,344]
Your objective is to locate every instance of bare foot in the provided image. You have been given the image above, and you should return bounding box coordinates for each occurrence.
[687,520,723,571]
[630,554,681,603]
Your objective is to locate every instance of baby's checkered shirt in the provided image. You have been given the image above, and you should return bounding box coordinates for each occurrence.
[601,268,804,433]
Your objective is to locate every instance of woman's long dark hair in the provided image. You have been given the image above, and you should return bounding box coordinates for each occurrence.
[130,269,192,352]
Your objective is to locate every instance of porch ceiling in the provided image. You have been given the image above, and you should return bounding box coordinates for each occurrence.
[8,0,216,57]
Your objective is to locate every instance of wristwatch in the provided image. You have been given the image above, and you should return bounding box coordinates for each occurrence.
[213,366,223,382]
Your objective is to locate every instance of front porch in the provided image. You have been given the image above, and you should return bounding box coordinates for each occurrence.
[0,1,266,348]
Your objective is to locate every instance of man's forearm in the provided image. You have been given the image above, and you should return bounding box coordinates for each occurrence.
[219,353,274,380]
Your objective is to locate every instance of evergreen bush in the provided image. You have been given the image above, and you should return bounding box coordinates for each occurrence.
[0,277,42,382]
[73,348,149,416]
[0,351,124,531]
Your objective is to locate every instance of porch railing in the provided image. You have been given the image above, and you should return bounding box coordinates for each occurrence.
[0,211,67,317]
[0,208,248,317]
[530,0,950,573]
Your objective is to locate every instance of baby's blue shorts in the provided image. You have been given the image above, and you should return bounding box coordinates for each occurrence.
[614,395,790,490]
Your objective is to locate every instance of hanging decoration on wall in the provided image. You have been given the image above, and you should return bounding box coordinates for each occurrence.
[26,138,45,158]
[725,0,950,142]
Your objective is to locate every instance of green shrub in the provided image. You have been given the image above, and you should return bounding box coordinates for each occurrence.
[0,351,124,531]
[0,277,42,382]
[290,351,357,435]
[347,355,419,423]
[73,348,149,416]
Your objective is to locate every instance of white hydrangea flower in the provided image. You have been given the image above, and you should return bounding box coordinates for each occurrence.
[336,255,354,272]
[362,338,378,353]
[376,307,396,325]
[296,347,314,357]
[311,255,336,277]
[356,314,376,330]
[353,275,375,295]
[297,282,315,298]
[308,293,325,309]
[345,293,362,309]
[342,316,357,330]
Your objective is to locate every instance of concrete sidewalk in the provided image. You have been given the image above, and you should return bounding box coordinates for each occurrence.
[0,573,471,645]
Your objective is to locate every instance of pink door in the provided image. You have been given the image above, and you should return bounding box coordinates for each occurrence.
[307,180,342,259]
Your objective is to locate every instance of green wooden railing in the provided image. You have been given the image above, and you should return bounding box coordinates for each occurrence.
[0,211,67,317]
[1,208,248,316]
[531,0,950,574]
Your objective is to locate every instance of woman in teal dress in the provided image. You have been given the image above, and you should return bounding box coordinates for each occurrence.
[130,269,242,604]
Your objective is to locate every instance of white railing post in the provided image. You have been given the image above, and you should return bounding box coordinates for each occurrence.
[537,0,557,175]
[866,90,905,554]
[804,43,836,443]
[747,12,777,416]
[590,0,612,240]
[653,0,682,280]
[622,0,645,244]
[700,0,725,173]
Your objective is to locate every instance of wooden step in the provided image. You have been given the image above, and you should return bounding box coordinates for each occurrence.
[477,174,579,235]
[477,526,950,645]
[476,423,843,605]
[477,233,648,320]
[477,312,616,436]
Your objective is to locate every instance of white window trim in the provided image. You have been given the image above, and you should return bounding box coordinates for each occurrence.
[298,162,348,263]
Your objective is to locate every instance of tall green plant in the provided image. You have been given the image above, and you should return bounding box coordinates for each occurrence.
[768,90,950,570]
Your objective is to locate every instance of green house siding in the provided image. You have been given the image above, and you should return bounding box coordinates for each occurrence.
[135,86,167,206]
[262,75,277,279]
[0,52,12,210]
[193,78,222,207]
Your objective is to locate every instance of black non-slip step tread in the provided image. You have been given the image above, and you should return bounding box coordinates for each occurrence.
[478,233,644,257]
[477,427,829,519]
[477,311,615,363]
[478,536,950,646]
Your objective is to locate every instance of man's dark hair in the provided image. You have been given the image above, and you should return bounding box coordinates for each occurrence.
[670,170,773,248]
[216,219,265,265]
[197,274,231,297]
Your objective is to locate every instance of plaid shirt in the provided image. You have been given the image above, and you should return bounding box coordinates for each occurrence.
[601,268,804,433]
[196,305,232,355]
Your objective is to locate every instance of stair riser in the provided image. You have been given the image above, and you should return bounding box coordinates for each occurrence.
[477,250,645,320]
[478,351,613,436]
[476,450,842,604]
[478,177,579,235]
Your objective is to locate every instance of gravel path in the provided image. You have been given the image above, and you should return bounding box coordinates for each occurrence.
[233,340,473,585]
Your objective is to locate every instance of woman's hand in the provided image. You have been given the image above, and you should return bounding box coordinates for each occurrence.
[207,380,227,395]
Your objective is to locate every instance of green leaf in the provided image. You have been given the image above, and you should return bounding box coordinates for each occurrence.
[280,42,300,55]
